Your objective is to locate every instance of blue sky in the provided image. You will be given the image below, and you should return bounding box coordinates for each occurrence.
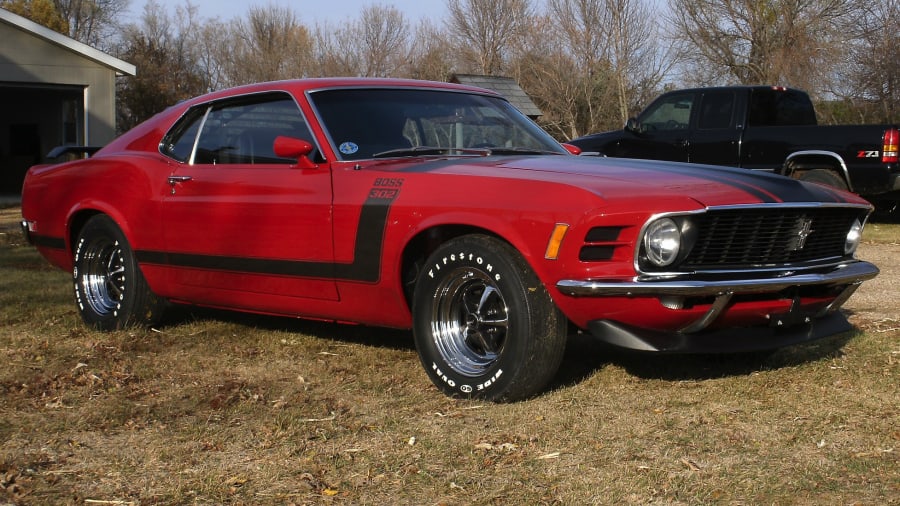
[128,0,449,25]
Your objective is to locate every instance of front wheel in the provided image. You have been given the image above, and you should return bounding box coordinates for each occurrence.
[73,215,164,330]
[412,235,568,401]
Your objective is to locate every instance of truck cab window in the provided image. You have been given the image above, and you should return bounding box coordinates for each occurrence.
[638,93,694,132]
[698,92,735,130]
[749,89,817,127]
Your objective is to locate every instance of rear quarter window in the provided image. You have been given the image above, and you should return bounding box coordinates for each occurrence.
[748,89,817,127]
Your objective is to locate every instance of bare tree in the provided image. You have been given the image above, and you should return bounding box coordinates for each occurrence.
[445,0,533,75]
[313,5,410,77]
[189,18,227,92]
[602,0,671,122]
[834,0,899,123]
[513,15,592,139]
[406,20,455,81]
[222,5,314,85]
[54,0,130,49]
[532,0,668,137]
[116,0,208,130]
[668,0,854,92]
[358,5,410,77]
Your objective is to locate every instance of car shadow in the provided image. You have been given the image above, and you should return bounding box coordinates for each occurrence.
[158,304,417,352]
[552,329,857,388]
[158,305,858,393]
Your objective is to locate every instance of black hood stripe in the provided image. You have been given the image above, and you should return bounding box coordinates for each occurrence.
[382,156,854,205]
[585,158,853,204]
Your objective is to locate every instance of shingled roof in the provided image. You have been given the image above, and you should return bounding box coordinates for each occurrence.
[450,74,542,118]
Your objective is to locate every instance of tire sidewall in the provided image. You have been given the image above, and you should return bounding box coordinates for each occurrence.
[412,235,546,400]
[73,216,139,330]
[800,169,848,191]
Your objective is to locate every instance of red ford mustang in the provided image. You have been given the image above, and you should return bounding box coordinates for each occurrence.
[21,78,879,400]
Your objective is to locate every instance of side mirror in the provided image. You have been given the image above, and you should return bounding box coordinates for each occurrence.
[625,117,640,133]
[561,143,582,155]
[273,136,317,169]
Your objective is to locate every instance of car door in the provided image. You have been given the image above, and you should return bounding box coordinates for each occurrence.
[616,91,695,161]
[687,90,742,166]
[159,92,338,305]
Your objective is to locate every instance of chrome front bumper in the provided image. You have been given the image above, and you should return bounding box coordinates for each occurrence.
[556,261,879,298]
[557,260,879,335]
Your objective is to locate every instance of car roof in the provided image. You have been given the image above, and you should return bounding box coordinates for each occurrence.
[180,78,502,107]
[659,85,806,95]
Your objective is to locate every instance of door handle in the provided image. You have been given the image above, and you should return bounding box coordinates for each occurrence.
[167,175,192,194]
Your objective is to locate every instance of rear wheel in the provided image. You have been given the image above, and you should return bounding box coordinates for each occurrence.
[73,215,164,330]
[799,169,849,191]
[412,235,567,401]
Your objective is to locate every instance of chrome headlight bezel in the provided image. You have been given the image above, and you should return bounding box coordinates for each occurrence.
[643,217,682,267]
[844,218,863,255]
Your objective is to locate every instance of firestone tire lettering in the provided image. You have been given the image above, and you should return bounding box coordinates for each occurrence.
[412,234,568,402]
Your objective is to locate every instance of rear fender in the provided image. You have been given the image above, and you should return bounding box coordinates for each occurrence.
[783,151,852,191]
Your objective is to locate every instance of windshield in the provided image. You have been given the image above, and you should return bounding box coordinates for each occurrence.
[309,88,566,160]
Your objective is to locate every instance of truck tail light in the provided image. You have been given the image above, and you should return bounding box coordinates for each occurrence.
[884,128,899,164]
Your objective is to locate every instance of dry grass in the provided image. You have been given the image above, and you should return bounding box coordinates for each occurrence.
[1,206,898,505]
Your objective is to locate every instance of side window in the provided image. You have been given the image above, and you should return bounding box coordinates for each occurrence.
[748,89,817,127]
[161,93,318,165]
[161,108,206,162]
[639,93,694,132]
[698,92,735,130]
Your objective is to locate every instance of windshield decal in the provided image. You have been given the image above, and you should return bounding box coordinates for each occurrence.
[339,142,359,155]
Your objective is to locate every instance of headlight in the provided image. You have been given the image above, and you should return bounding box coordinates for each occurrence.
[644,218,681,267]
[845,218,862,255]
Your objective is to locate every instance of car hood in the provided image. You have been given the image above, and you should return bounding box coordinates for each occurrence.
[403,155,865,208]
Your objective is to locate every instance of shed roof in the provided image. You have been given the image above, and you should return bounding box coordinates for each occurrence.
[451,74,542,118]
[0,8,135,76]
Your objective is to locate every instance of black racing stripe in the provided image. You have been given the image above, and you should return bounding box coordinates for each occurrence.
[138,251,333,278]
[136,187,399,283]
[32,235,66,250]
[576,156,862,204]
[627,162,782,203]
[333,195,394,282]
[623,161,856,204]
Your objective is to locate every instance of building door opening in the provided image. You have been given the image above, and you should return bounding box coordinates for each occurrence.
[0,83,85,194]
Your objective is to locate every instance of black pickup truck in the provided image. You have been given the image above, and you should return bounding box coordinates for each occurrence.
[569,86,900,210]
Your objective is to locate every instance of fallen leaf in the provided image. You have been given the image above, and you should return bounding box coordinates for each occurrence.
[681,458,701,471]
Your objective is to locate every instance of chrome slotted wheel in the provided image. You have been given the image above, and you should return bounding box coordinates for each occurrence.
[74,215,165,330]
[430,267,509,377]
[79,237,126,317]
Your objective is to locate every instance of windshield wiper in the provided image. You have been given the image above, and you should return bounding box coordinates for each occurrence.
[372,146,491,158]
[483,147,566,156]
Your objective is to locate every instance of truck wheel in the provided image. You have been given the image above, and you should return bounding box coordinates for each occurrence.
[799,169,848,191]
[73,215,164,331]
[412,234,568,401]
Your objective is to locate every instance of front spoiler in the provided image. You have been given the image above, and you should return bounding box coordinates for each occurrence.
[586,311,854,354]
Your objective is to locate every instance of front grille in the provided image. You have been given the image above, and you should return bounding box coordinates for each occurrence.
[681,207,862,270]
